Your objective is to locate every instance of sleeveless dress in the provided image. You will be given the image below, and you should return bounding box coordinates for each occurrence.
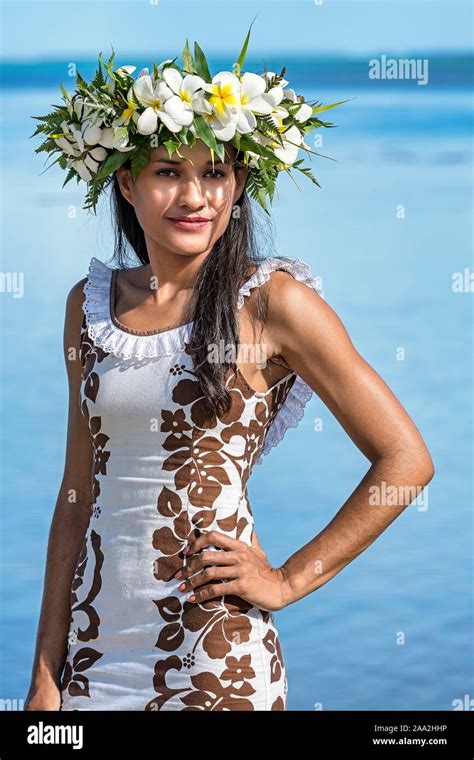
[59,254,324,711]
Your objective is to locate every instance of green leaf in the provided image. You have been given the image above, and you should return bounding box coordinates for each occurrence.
[95,149,130,181]
[91,61,106,90]
[301,117,337,135]
[192,115,225,162]
[238,134,280,165]
[34,139,57,154]
[62,167,77,188]
[233,15,258,77]
[163,138,180,159]
[75,69,89,91]
[130,140,151,181]
[182,38,195,74]
[38,153,63,175]
[245,167,272,214]
[178,128,193,145]
[60,82,72,104]
[98,49,118,82]
[256,115,284,145]
[312,98,354,115]
[290,161,322,189]
[193,41,211,82]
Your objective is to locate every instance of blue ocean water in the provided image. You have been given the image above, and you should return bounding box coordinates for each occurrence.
[0,57,472,711]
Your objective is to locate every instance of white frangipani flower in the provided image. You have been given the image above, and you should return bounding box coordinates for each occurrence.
[67,97,93,122]
[277,86,312,123]
[294,102,313,123]
[99,125,135,151]
[202,71,241,120]
[161,68,207,127]
[133,73,183,134]
[248,123,304,167]
[198,71,242,141]
[156,59,174,76]
[282,87,298,103]
[271,124,304,165]
[187,95,237,142]
[262,85,285,111]
[236,72,276,130]
[54,116,132,182]
[116,65,136,77]
[113,85,141,129]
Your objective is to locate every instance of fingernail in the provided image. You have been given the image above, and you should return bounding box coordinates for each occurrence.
[187,595,196,602]
[179,583,186,591]
[175,570,182,579]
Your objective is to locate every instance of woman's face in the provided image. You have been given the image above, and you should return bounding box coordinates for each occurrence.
[116,140,248,259]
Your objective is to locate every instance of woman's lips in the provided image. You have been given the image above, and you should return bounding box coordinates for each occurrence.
[167,218,211,230]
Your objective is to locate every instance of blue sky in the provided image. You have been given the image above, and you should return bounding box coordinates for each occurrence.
[1,0,471,59]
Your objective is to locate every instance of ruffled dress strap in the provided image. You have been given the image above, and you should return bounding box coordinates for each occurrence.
[237,256,324,465]
[237,255,324,309]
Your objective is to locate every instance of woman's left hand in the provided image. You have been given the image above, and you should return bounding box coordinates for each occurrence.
[175,530,289,612]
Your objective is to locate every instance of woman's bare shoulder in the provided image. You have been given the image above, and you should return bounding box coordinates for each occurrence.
[66,276,88,306]
[64,277,88,346]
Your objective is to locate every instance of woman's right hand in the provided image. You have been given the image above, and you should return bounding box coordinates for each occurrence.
[24,675,62,711]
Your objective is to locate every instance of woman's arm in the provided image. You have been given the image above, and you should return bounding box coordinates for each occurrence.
[24,277,94,709]
[265,270,435,607]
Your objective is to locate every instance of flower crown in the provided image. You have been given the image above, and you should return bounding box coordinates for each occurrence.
[31,21,347,215]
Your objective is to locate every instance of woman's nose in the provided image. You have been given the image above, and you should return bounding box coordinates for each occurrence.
[176,177,206,207]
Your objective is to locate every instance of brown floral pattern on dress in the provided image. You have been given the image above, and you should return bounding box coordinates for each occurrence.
[60,648,104,699]
[153,593,253,660]
[271,695,285,710]
[79,314,111,519]
[263,627,285,683]
[60,316,110,704]
[145,653,258,711]
[60,529,104,698]
[149,341,296,710]
[69,529,104,641]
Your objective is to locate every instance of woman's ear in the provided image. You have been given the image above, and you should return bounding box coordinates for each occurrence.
[233,163,249,204]
[115,167,134,205]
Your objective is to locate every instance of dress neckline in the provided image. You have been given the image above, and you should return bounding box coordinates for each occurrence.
[82,254,324,461]
[109,267,193,337]
[82,254,323,366]
[105,259,295,397]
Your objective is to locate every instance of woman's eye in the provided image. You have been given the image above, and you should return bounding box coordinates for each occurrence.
[205,170,226,179]
[155,169,177,177]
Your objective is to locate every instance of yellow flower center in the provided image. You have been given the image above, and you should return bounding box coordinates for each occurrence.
[208,82,239,118]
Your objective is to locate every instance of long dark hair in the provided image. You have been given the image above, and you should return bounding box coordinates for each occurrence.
[109,159,280,417]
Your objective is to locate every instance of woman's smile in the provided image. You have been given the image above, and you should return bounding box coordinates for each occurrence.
[166,216,212,231]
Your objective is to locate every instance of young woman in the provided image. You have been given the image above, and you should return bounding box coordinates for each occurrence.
[24,137,434,711]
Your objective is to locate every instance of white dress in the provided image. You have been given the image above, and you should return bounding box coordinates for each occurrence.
[59,254,324,711]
